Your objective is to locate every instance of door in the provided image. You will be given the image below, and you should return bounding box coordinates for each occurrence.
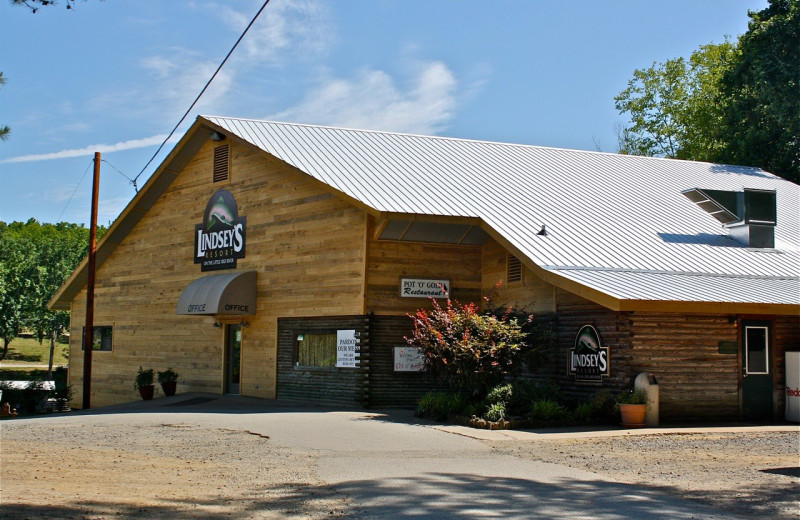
[742,320,773,421]
[225,324,242,394]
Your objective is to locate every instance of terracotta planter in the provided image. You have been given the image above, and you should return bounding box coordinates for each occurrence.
[160,381,177,397]
[619,403,647,428]
[138,385,155,401]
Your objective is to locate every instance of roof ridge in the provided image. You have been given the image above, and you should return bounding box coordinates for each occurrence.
[199,115,773,174]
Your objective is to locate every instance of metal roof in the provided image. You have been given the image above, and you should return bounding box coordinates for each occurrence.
[205,116,799,308]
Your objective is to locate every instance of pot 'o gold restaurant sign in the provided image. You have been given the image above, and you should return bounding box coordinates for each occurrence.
[194,190,247,271]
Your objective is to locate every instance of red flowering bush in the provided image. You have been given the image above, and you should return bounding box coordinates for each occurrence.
[406,296,531,399]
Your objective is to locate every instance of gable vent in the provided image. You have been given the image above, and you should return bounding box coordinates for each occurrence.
[213,144,230,183]
[507,254,522,283]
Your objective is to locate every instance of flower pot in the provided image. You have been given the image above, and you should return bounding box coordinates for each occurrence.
[160,381,177,397]
[138,385,155,401]
[619,403,647,428]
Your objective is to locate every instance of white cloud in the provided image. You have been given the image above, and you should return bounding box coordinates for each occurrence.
[1,134,174,164]
[219,0,333,63]
[271,61,458,134]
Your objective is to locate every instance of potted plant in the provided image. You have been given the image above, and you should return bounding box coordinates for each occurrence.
[157,368,179,397]
[616,388,648,428]
[134,367,155,400]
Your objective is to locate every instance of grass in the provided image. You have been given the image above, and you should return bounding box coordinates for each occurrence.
[1,336,69,366]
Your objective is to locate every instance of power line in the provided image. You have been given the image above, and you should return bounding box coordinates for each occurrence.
[58,158,93,221]
[132,0,272,187]
[101,159,139,192]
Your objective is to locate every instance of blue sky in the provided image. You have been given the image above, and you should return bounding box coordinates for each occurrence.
[0,0,767,225]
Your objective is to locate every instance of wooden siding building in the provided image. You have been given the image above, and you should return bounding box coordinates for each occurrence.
[50,116,800,421]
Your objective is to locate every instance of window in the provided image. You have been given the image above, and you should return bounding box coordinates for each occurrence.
[81,326,113,351]
[507,254,522,283]
[745,326,769,374]
[213,144,230,183]
[296,332,336,367]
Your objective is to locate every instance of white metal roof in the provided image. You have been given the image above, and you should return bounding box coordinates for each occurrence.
[206,116,800,308]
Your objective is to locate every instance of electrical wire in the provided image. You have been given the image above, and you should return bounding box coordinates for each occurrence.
[57,158,93,221]
[131,0,271,188]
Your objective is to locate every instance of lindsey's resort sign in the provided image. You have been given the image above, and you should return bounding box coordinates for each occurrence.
[194,189,246,271]
[568,325,610,382]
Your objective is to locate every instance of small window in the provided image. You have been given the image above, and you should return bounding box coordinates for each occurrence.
[507,254,522,283]
[745,326,769,374]
[213,144,230,183]
[81,326,113,351]
[296,332,337,367]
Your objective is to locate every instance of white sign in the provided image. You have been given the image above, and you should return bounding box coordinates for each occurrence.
[393,346,425,372]
[400,278,450,298]
[336,329,360,368]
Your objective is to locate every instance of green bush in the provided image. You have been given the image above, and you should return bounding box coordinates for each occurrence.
[485,384,513,406]
[527,399,566,421]
[416,391,468,421]
[616,389,649,405]
[406,297,531,399]
[484,402,507,422]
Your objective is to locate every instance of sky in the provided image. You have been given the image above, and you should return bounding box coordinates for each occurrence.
[0,0,768,226]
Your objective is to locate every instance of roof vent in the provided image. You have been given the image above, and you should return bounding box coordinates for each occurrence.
[682,188,776,248]
[507,254,522,283]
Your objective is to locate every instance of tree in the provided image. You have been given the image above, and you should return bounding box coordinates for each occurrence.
[405,296,532,399]
[614,41,737,161]
[0,72,9,140]
[0,220,95,361]
[718,0,799,183]
[10,0,80,13]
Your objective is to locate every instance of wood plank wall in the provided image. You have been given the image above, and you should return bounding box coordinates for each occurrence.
[481,239,555,314]
[773,315,800,417]
[276,316,368,407]
[366,226,482,315]
[629,313,739,421]
[367,315,449,407]
[68,140,367,408]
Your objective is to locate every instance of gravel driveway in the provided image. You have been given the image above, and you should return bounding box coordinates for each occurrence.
[1,394,797,519]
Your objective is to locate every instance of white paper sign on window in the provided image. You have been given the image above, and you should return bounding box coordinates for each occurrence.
[393,346,425,372]
[336,329,360,368]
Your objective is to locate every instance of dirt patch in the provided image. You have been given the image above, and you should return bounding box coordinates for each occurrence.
[1,421,348,519]
[492,431,800,520]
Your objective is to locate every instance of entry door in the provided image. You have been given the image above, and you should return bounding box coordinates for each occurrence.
[225,324,242,395]
[742,321,773,421]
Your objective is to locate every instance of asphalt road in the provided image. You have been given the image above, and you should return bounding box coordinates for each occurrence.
[27,392,758,520]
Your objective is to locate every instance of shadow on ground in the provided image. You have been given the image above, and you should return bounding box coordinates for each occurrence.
[4,473,796,520]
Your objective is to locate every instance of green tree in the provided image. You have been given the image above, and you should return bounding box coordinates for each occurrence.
[0,72,9,140]
[614,41,737,161]
[0,219,94,361]
[718,0,799,183]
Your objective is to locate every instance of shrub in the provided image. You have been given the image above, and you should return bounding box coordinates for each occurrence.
[485,384,513,406]
[406,296,531,399]
[616,389,649,406]
[588,390,618,422]
[416,391,468,421]
[484,402,507,422]
[134,367,154,389]
[157,368,179,384]
[527,399,566,421]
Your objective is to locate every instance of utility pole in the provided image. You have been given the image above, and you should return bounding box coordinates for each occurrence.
[83,152,100,409]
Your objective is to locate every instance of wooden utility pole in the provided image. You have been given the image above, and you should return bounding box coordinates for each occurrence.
[83,152,101,409]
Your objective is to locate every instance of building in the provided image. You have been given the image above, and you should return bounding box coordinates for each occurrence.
[49,116,800,421]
